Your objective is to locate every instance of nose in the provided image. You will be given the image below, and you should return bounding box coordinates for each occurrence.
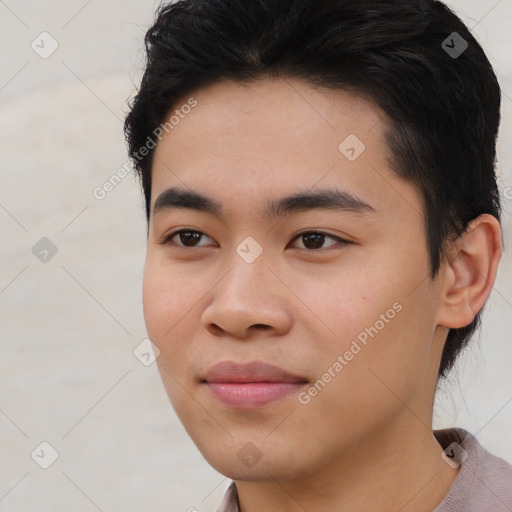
[201,256,293,340]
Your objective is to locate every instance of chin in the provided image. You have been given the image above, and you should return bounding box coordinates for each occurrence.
[197,440,312,482]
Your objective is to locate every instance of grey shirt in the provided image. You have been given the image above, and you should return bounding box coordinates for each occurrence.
[215,428,512,511]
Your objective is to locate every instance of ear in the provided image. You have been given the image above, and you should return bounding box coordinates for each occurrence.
[437,214,502,329]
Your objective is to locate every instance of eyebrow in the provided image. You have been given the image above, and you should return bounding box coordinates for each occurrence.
[152,186,376,220]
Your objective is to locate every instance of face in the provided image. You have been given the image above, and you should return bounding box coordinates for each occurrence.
[144,77,448,481]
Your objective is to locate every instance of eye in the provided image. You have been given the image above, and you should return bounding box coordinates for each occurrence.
[289,231,348,251]
[158,229,215,248]
[158,229,349,251]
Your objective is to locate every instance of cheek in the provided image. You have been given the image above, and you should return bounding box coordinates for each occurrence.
[297,267,398,354]
[142,259,168,339]
[142,254,207,371]
[142,256,187,371]
[333,285,439,411]
[143,261,194,411]
[142,254,194,335]
[308,259,435,379]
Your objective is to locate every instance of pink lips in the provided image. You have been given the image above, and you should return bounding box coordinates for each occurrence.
[202,360,308,409]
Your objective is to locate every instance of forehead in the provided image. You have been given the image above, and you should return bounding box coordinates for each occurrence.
[161,76,385,146]
[150,77,422,224]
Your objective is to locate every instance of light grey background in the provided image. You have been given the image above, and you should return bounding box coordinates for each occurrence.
[1,1,511,511]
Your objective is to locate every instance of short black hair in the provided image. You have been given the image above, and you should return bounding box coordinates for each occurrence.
[124,0,502,380]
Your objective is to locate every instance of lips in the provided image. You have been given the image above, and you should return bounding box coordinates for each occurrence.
[203,360,308,384]
[202,360,308,409]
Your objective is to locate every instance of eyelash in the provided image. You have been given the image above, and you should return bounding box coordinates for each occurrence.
[157,229,350,252]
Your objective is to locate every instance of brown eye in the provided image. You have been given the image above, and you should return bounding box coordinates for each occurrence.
[158,229,348,251]
[159,229,214,247]
[290,231,347,251]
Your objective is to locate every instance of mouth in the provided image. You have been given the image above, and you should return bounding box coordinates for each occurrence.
[201,360,308,409]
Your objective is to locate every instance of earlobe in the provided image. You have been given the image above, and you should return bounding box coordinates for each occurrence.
[437,214,502,329]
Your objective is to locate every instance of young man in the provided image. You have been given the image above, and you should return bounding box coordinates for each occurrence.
[124,0,512,510]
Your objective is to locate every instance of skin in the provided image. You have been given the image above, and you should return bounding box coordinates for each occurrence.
[143,76,502,511]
